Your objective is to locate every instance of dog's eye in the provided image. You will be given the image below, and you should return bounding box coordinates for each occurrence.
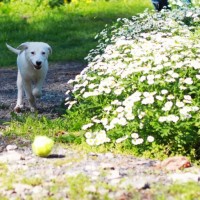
[31,52,35,55]
[42,52,46,55]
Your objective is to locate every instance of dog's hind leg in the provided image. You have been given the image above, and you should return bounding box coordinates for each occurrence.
[32,79,45,99]
[23,80,37,112]
[14,71,24,112]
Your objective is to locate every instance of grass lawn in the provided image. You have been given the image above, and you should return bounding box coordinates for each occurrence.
[0,0,153,67]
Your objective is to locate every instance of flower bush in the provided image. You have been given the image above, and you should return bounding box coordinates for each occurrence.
[65,4,200,159]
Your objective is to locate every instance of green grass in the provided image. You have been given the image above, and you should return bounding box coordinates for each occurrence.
[154,182,200,200]
[0,0,152,67]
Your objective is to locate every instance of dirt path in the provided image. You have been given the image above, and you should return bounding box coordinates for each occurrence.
[0,62,85,124]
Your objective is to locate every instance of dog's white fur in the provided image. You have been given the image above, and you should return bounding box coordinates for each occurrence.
[6,42,52,112]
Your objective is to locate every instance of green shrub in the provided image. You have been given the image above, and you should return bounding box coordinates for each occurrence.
[65,4,200,159]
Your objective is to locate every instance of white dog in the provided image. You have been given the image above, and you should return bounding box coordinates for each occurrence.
[6,42,52,112]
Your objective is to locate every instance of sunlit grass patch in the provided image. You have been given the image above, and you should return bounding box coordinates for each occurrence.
[154,182,200,200]
[0,0,152,67]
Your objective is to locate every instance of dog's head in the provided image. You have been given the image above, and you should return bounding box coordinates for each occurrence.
[17,42,52,70]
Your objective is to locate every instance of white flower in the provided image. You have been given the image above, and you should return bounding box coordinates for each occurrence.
[191,106,199,112]
[65,97,70,101]
[116,106,124,113]
[65,90,71,95]
[85,132,93,139]
[92,118,101,123]
[67,101,77,110]
[140,76,146,82]
[138,112,146,119]
[86,138,95,146]
[131,139,138,145]
[147,79,155,85]
[167,95,175,100]
[167,115,179,123]
[125,113,135,120]
[159,116,167,123]
[67,79,74,84]
[118,117,127,126]
[82,123,94,130]
[183,77,193,85]
[162,101,173,111]
[82,80,89,87]
[155,74,161,79]
[88,83,97,89]
[131,133,139,139]
[110,117,120,125]
[139,123,144,129]
[184,95,192,101]
[179,85,187,90]
[104,106,112,112]
[176,101,184,108]
[171,72,179,78]
[114,88,123,95]
[165,77,175,83]
[147,75,155,84]
[111,100,122,105]
[156,95,164,101]
[196,74,200,79]
[104,87,111,94]
[116,135,129,144]
[132,138,144,145]
[83,92,92,98]
[183,95,192,104]
[141,95,154,105]
[147,136,154,142]
[147,74,154,80]
[101,118,108,126]
[161,90,168,95]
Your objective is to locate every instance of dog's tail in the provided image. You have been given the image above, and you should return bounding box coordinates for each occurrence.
[6,43,20,55]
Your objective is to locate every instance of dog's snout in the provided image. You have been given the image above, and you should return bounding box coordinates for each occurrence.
[36,61,42,66]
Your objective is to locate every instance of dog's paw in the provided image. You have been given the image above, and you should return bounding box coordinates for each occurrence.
[14,104,24,113]
[14,107,22,113]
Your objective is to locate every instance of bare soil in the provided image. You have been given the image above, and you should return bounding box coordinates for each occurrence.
[0,62,85,124]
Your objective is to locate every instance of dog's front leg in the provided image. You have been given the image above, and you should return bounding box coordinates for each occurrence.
[23,80,37,112]
[14,71,24,112]
[32,79,44,99]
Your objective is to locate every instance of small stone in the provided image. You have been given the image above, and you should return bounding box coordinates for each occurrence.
[6,144,18,151]
[101,162,115,170]
[168,172,200,183]
[97,187,109,195]
[84,163,97,171]
[120,178,150,190]
[106,170,121,180]
[105,152,114,159]
[0,151,24,162]
[159,156,191,171]
[84,185,96,193]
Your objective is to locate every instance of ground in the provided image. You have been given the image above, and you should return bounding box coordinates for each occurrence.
[0,62,85,124]
[0,63,200,199]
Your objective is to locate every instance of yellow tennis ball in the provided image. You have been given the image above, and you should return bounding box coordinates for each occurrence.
[32,136,54,157]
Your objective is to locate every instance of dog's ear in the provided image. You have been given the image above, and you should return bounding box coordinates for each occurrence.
[46,44,52,55]
[17,42,29,52]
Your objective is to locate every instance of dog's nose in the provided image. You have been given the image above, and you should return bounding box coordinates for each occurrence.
[36,61,42,66]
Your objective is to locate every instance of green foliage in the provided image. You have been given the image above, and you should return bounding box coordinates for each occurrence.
[0,0,152,67]
[64,5,200,160]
